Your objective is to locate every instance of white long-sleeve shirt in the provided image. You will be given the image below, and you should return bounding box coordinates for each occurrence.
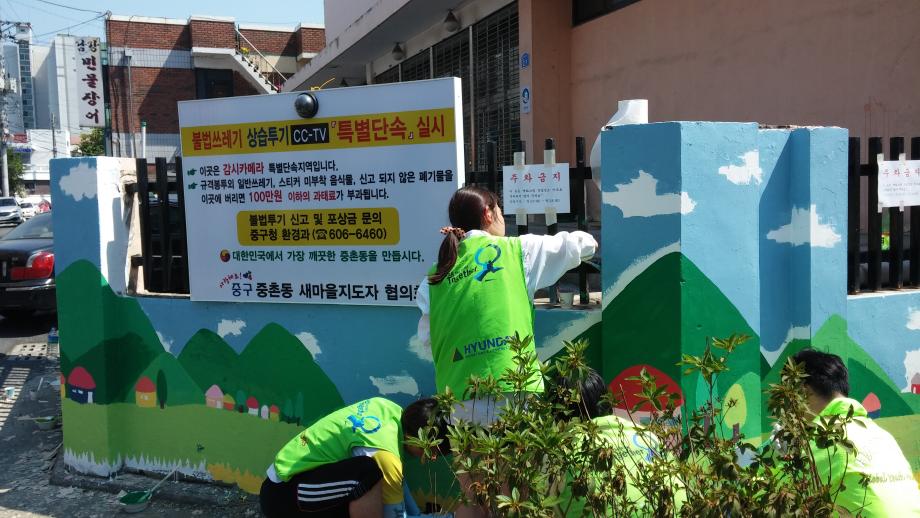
[416,229,598,348]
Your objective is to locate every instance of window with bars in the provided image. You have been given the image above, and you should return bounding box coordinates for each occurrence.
[400,50,431,82]
[375,66,400,84]
[432,30,472,168]
[371,1,520,171]
[473,2,519,171]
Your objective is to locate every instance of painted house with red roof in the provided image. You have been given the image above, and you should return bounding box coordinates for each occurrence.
[246,396,259,416]
[269,405,280,421]
[135,376,156,408]
[67,367,96,404]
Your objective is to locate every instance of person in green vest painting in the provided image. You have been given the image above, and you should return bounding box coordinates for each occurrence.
[792,349,920,517]
[417,186,597,424]
[552,367,684,516]
[260,397,450,518]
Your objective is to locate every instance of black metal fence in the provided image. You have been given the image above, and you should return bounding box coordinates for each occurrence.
[135,157,190,294]
[466,137,599,304]
[847,136,920,294]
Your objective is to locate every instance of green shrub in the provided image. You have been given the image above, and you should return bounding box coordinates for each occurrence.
[407,334,860,517]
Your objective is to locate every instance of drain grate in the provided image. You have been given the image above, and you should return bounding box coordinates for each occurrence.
[6,343,49,361]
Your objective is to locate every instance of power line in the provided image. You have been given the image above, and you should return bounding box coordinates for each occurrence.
[21,0,102,15]
[12,0,85,24]
[34,11,107,38]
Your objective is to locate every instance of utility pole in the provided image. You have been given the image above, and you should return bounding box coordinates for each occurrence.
[1,47,9,197]
[50,113,57,157]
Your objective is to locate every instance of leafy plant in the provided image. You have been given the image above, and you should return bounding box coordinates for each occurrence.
[407,333,862,517]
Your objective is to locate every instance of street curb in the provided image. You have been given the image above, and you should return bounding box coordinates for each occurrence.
[49,458,257,508]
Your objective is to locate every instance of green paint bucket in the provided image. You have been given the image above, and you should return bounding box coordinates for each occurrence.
[118,467,177,513]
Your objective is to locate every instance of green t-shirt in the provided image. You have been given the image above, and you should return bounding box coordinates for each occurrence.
[812,397,920,517]
[428,234,543,397]
[273,397,403,482]
[558,415,684,516]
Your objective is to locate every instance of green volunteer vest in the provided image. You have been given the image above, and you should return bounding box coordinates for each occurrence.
[559,415,685,516]
[428,234,543,397]
[273,397,403,482]
[812,398,920,517]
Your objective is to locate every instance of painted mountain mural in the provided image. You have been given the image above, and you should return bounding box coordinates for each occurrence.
[178,324,344,424]
[603,252,762,439]
[763,315,920,420]
[57,259,343,418]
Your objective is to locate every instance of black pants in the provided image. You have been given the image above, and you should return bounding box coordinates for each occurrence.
[260,456,382,517]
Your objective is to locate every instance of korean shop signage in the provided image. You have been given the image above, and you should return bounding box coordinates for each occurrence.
[178,78,463,306]
[75,37,103,128]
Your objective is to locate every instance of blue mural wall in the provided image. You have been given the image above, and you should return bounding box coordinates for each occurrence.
[50,118,920,496]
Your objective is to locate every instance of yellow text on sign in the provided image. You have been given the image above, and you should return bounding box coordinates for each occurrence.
[237,208,400,246]
[181,108,455,157]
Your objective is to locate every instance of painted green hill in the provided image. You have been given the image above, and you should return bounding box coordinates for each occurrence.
[177,329,240,393]
[140,352,203,407]
[178,324,344,425]
[70,332,161,404]
[603,252,762,438]
[763,315,918,418]
[56,260,163,365]
[238,323,344,424]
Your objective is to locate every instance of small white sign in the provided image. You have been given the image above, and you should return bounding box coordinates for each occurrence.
[521,87,531,114]
[502,163,570,215]
[75,37,103,128]
[878,159,920,209]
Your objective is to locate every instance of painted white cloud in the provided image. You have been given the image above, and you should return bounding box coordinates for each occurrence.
[369,372,419,396]
[718,150,762,185]
[296,331,322,359]
[59,162,97,200]
[767,205,841,248]
[602,171,696,217]
[761,326,810,367]
[407,334,432,363]
[907,308,920,331]
[156,331,174,352]
[217,319,246,338]
[904,349,920,392]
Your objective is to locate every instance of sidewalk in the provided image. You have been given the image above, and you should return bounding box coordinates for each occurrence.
[0,343,261,517]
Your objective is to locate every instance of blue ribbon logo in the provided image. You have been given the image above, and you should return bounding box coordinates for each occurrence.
[474,244,503,281]
[347,414,382,434]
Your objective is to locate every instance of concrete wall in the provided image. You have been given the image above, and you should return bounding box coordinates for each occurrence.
[570,0,920,150]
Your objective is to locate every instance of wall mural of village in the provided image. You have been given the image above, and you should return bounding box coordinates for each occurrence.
[52,122,920,504]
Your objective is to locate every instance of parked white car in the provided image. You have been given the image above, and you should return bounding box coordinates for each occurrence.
[0,198,23,225]
[18,202,36,219]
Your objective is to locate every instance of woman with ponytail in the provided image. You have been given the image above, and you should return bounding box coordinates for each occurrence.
[416,186,597,424]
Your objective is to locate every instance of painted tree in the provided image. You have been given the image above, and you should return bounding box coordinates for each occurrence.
[236,389,247,413]
[282,399,293,423]
[156,370,167,409]
[295,392,304,425]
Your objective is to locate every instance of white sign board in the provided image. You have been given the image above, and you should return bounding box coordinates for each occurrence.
[502,163,570,215]
[878,159,920,209]
[75,37,103,128]
[178,78,463,305]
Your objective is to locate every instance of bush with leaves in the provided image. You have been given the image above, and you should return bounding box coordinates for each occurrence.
[406,333,862,517]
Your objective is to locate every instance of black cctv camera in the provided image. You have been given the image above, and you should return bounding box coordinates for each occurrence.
[294,92,319,118]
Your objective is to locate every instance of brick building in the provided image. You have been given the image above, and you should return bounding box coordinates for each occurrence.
[105,15,324,158]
